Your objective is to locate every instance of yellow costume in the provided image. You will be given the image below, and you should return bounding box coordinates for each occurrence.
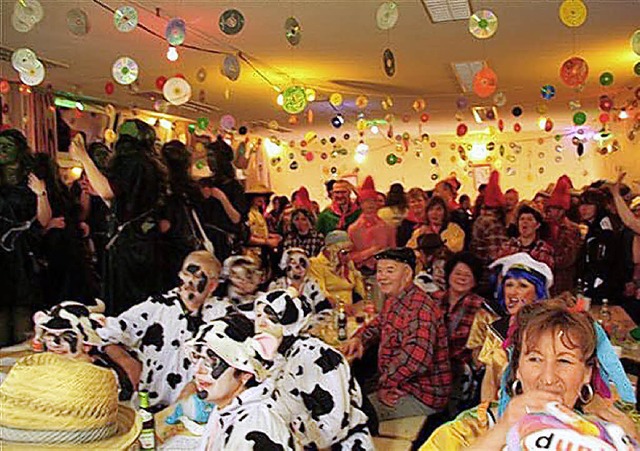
[478,328,508,402]
[419,402,495,450]
[407,222,465,253]
[466,307,499,366]
[377,206,407,228]
[308,253,365,305]
[245,206,269,263]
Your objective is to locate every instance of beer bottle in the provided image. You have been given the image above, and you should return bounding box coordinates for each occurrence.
[337,300,348,341]
[138,390,156,450]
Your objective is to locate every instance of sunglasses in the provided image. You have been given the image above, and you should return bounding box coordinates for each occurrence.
[189,348,230,379]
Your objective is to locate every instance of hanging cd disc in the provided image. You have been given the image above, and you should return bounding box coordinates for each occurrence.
[11,48,38,72]
[376,2,399,30]
[469,10,498,39]
[560,56,589,87]
[19,60,45,86]
[114,6,138,32]
[284,17,301,46]
[222,55,240,81]
[14,0,44,25]
[67,8,89,36]
[163,77,192,105]
[632,30,640,56]
[219,9,245,35]
[383,48,396,77]
[11,12,33,32]
[166,18,186,46]
[559,0,587,28]
[112,57,139,85]
[493,91,506,107]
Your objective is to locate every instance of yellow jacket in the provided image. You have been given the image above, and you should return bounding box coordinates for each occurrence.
[308,253,366,305]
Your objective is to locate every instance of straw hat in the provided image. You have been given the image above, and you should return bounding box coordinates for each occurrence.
[0,353,141,450]
[245,183,273,197]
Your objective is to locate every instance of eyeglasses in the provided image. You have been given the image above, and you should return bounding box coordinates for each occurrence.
[188,348,230,379]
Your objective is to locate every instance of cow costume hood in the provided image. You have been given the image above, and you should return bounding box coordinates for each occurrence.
[256,288,313,338]
[33,300,106,347]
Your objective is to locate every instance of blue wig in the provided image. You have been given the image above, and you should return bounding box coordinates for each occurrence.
[496,267,548,311]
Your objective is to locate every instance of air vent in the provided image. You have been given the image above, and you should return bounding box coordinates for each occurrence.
[451,60,485,93]
[0,46,69,69]
[471,106,498,124]
[420,0,471,23]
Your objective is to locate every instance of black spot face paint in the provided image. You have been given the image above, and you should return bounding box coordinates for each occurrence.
[197,390,209,399]
[196,273,208,293]
[186,264,200,274]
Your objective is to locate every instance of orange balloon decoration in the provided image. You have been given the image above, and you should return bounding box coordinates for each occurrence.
[560,57,589,87]
[472,67,498,98]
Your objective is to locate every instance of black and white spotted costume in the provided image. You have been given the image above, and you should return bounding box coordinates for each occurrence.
[188,316,298,450]
[98,288,222,408]
[257,290,374,450]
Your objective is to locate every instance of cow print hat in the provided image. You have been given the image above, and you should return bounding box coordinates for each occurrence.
[278,247,309,272]
[187,314,278,382]
[221,255,261,281]
[256,288,313,338]
[33,300,106,346]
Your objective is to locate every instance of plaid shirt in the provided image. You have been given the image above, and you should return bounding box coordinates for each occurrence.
[360,284,452,410]
[441,291,485,367]
[282,229,325,257]
[497,237,555,270]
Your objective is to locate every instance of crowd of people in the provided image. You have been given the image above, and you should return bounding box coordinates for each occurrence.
[1,119,640,449]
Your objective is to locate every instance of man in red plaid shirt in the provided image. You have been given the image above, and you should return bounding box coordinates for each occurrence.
[342,248,452,421]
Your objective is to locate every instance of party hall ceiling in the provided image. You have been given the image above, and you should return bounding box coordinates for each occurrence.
[1,0,639,135]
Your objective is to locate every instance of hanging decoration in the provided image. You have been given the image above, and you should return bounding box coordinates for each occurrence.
[560,56,589,87]
[559,0,587,27]
[104,82,115,95]
[511,106,523,117]
[456,123,468,137]
[220,114,236,130]
[631,30,640,56]
[468,10,498,39]
[284,17,301,45]
[412,98,426,112]
[573,111,587,125]
[540,84,556,100]
[383,48,396,77]
[493,92,507,107]
[472,66,498,98]
[67,8,89,36]
[329,93,343,107]
[599,71,614,86]
[376,1,399,30]
[282,86,307,114]
[165,18,186,46]
[111,56,138,85]
[356,95,369,109]
[219,9,245,35]
[162,77,192,105]
[12,0,44,33]
[222,55,241,81]
[114,6,138,32]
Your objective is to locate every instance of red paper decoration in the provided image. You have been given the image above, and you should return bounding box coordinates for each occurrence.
[472,66,498,98]
[560,57,589,87]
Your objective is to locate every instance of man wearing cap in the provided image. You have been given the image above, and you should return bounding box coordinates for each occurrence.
[187,314,296,450]
[342,247,452,421]
[545,175,583,295]
[309,230,366,308]
[316,179,361,236]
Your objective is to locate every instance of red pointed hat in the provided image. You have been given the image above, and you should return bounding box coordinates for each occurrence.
[548,175,573,210]
[292,187,314,211]
[484,170,506,208]
[358,175,378,201]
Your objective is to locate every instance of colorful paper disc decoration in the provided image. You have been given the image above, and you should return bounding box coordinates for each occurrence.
[472,66,498,97]
[282,86,307,114]
[12,13,32,32]
[111,57,139,85]
[66,8,89,36]
[11,48,39,72]
[166,18,186,46]
[220,114,236,130]
[285,17,301,45]
[599,71,614,86]
[219,9,245,35]
[376,2,399,30]
[559,56,589,87]
[222,55,240,81]
[383,48,396,77]
[468,10,498,39]
[13,0,43,32]
[631,30,640,56]
[541,84,556,100]
[163,77,192,105]
[559,0,587,27]
[114,6,138,32]
[19,60,45,86]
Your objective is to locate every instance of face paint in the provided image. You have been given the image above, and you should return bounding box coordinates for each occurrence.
[179,259,216,312]
[285,253,308,282]
[42,330,81,357]
[192,348,239,403]
[229,265,261,295]
[255,303,284,338]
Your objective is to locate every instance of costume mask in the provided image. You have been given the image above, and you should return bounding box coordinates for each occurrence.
[281,249,309,282]
[178,254,218,312]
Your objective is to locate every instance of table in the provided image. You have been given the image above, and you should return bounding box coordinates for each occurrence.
[307,302,374,347]
[590,305,640,364]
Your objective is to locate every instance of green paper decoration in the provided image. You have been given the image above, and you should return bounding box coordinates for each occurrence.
[188,123,196,133]
[197,117,209,129]
[634,62,640,76]
[282,86,307,115]
[386,153,398,165]
[573,111,587,125]
[599,72,614,86]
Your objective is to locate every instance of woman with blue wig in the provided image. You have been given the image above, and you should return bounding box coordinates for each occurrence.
[477,252,553,402]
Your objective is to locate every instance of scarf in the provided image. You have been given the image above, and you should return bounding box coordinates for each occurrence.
[405,209,426,225]
[330,200,358,230]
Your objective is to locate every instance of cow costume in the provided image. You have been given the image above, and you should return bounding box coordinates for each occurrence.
[209,255,263,321]
[98,251,222,408]
[268,248,332,316]
[33,300,135,401]
[255,289,374,450]
[187,314,298,451]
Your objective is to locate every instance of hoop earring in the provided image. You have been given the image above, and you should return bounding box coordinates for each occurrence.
[511,379,523,396]
[579,383,594,404]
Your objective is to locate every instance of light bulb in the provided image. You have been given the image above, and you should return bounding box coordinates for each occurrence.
[619,109,628,119]
[166,46,179,62]
[538,117,547,130]
[354,152,366,164]
[276,94,284,106]
[370,125,379,134]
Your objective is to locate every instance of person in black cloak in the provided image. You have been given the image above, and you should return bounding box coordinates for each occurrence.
[159,140,205,289]
[70,119,167,314]
[0,129,52,345]
[199,137,247,262]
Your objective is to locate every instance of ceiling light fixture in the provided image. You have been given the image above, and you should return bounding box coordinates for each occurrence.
[619,109,629,119]
[166,46,179,62]
[420,0,471,23]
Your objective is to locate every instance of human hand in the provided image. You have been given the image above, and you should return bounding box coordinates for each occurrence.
[27,173,46,196]
[78,221,90,237]
[79,177,98,196]
[46,216,66,230]
[338,337,364,360]
[501,389,563,428]
[68,134,87,162]
[605,171,626,194]
[209,187,227,201]
[378,388,404,407]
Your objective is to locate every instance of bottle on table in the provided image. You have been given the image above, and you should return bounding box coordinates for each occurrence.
[337,299,348,342]
[576,278,592,311]
[138,390,156,450]
[598,298,612,332]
